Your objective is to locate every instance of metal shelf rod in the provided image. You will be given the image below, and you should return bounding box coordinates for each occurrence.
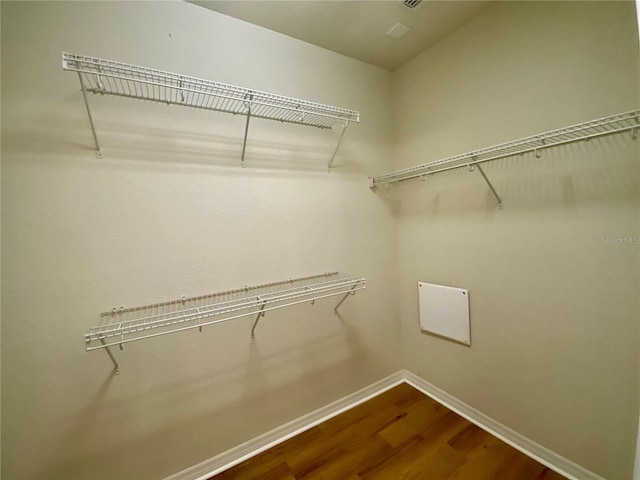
[328,122,348,170]
[63,52,360,167]
[98,337,120,375]
[77,73,102,158]
[241,95,252,168]
[90,276,362,334]
[80,87,338,129]
[333,284,358,314]
[370,110,639,188]
[89,283,364,343]
[384,124,636,183]
[475,164,503,208]
[250,298,267,338]
[64,65,358,121]
[78,76,356,125]
[87,285,366,351]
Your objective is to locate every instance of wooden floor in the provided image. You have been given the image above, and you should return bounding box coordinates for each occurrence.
[211,383,566,480]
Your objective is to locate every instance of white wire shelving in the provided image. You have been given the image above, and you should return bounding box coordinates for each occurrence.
[369,110,640,207]
[86,272,365,374]
[62,52,360,168]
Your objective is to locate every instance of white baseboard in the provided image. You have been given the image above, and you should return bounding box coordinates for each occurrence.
[401,370,603,480]
[166,369,602,480]
[165,371,406,480]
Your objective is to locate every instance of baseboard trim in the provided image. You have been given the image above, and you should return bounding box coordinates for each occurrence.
[402,369,603,480]
[166,369,603,480]
[165,371,405,480]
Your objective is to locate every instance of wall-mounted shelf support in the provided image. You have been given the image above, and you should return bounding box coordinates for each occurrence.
[369,110,640,207]
[85,272,365,373]
[328,122,349,170]
[333,284,358,315]
[241,94,253,168]
[62,52,360,168]
[99,337,120,375]
[475,163,503,208]
[77,72,102,159]
[251,298,266,338]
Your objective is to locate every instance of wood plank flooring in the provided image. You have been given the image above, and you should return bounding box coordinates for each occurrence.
[210,383,566,480]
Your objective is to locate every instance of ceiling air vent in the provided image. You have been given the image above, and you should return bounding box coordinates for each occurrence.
[400,0,424,10]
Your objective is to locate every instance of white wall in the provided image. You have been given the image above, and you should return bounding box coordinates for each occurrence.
[0,2,399,478]
[390,2,640,479]
[3,1,640,479]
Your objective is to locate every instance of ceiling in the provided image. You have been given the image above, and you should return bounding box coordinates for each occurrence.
[189,1,492,71]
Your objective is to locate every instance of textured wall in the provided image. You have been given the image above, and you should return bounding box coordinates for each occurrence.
[1,2,399,478]
[3,1,640,479]
[389,2,640,478]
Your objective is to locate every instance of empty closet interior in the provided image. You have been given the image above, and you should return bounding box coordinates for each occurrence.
[1,1,638,480]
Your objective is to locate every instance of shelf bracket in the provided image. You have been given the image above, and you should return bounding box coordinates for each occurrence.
[474,161,503,209]
[334,285,357,315]
[195,308,203,332]
[250,299,266,338]
[77,72,102,159]
[535,139,546,158]
[328,122,349,170]
[241,94,253,168]
[99,337,120,375]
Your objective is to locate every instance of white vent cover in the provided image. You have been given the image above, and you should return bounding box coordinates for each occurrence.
[386,23,411,39]
[418,282,470,345]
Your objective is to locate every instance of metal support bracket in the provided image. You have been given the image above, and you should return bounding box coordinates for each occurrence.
[195,307,203,332]
[99,337,120,375]
[334,285,357,315]
[633,118,638,140]
[328,122,349,170]
[178,77,185,103]
[475,163,503,209]
[116,322,125,351]
[241,94,253,168]
[535,138,546,158]
[250,299,266,338]
[77,72,102,159]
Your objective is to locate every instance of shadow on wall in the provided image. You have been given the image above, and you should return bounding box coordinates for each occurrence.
[374,135,639,217]
[4,105,366,174]
[102,121,342,172]
[39,319,382,480]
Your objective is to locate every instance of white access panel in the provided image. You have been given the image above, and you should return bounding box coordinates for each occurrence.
[418,282,470,345]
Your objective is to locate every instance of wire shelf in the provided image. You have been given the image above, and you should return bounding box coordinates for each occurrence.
[63,52,359,130]
[85,272,365,354]
[370,110,639,187]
